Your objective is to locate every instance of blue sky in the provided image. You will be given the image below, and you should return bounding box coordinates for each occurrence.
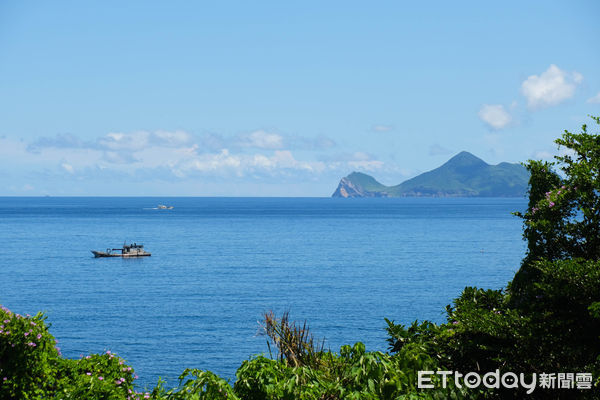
[1,1,599,196]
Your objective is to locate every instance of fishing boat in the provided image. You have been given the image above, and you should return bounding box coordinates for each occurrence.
[91,242,151,258]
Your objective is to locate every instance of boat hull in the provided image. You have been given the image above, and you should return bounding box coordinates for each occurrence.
[91,251,151,258]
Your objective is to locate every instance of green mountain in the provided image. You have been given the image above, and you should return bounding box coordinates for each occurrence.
[332,151,529,197]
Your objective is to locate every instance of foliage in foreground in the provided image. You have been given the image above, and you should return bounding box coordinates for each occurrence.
[2,117,600,399]
[385,116,600,399]
[0,306,150,400]
[0,306,465,399]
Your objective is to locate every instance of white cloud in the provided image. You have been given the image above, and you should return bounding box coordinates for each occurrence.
[1,131,383,192]
[98,131,150,151]
[102,150,139,164]
[372,124,393,132]
[178,149,327,177]
[0,137,28,158]
[72,130,192,153]
[478,104,512,130]
[188,149,242,172]
[350,152,370,161]
[532,150,554,160]
[61,163,75,174]
[93,131,197,164]
[270,150,297,169]
[27,133,87,153]
[558,147,577,159]
[197,131,336,151]
[286,134,336,150]
[521,64,583,109]
[28,130,336,161]
[347,159,384,171]
[587,92,600,104]
[237,130,284,149]
[318,151,385,172]
[153,130,193,146]
[532,147,577,161]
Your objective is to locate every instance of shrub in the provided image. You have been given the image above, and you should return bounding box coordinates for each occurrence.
[57,352,140,400]
[0,305,145,400]
[0,306,60,399]
[152,369,237,400]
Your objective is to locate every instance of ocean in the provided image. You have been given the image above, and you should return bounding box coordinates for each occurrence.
[0,197,526,389]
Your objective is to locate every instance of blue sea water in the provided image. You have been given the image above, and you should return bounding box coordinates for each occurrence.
[0,197,526,389]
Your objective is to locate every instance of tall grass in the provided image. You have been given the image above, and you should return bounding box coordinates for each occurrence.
[261,311,325,368]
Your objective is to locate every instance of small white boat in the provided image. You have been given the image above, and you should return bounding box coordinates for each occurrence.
[157,204,174,210]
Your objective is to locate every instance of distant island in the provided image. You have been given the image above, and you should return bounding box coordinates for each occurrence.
[332,151,529,198]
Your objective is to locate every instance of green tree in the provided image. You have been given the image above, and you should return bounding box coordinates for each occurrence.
[511,115,600,301]
[387,116,600,399]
